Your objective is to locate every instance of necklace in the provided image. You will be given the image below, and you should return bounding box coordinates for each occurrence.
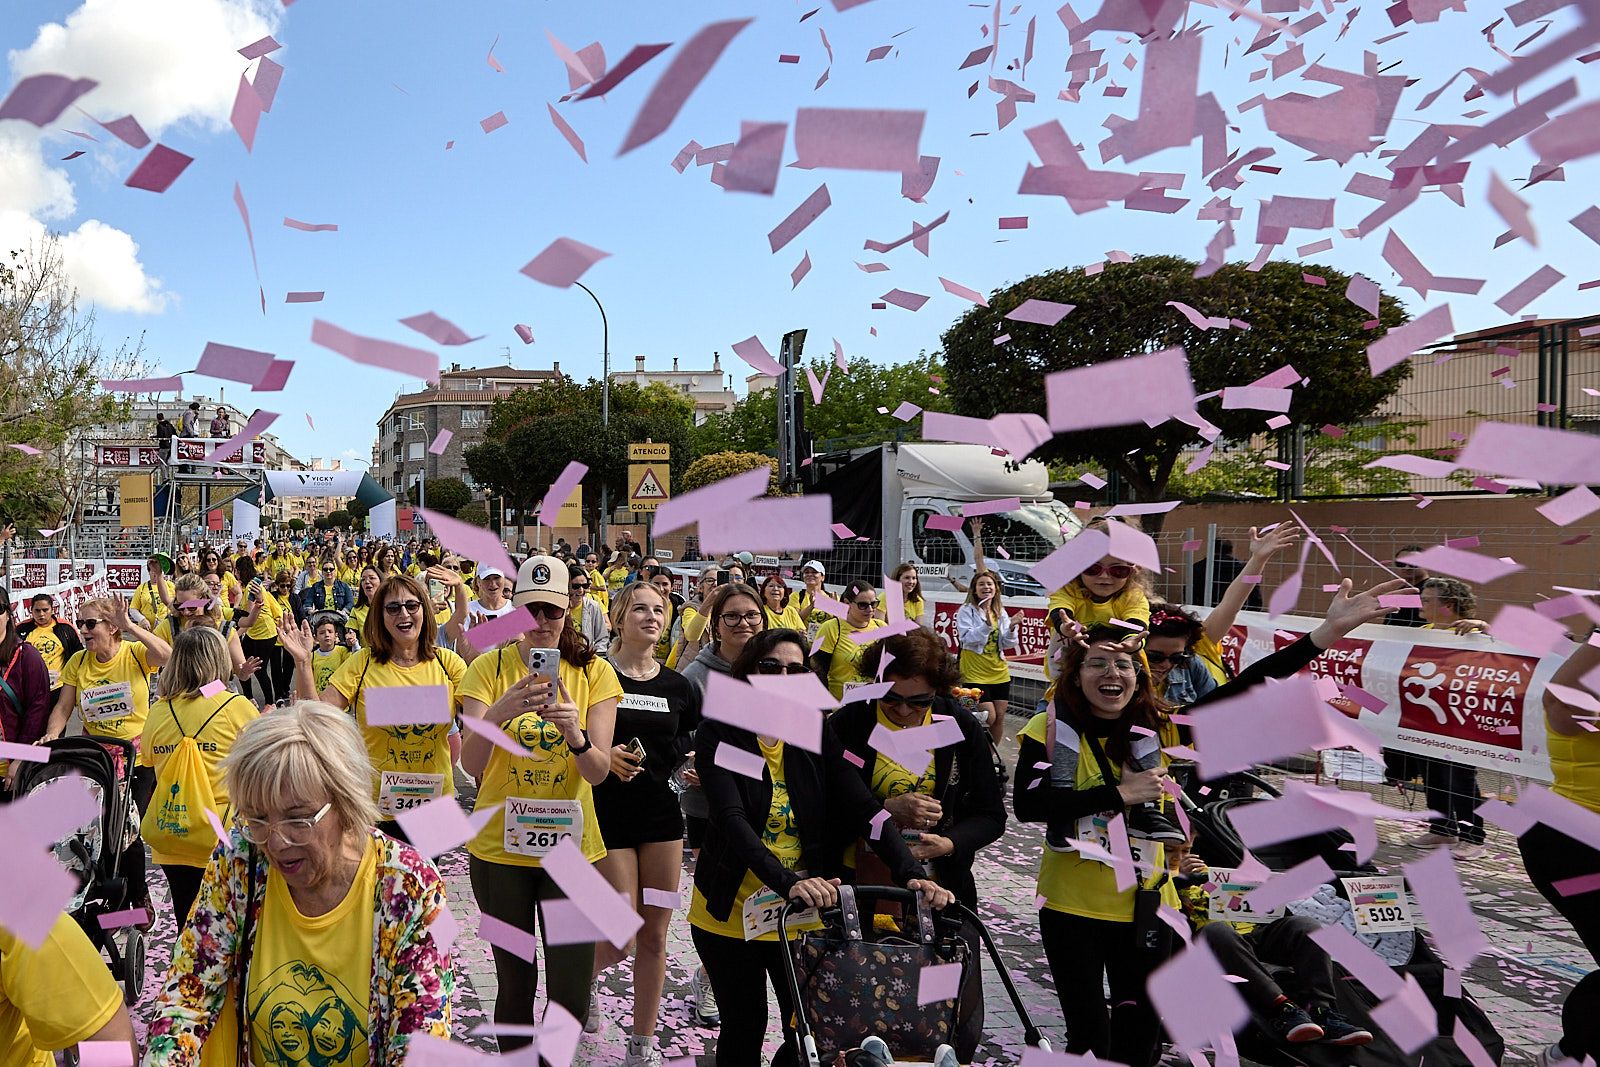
[607,649,660,682]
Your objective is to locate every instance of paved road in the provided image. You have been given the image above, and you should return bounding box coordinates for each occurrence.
[123,736,1578,1064]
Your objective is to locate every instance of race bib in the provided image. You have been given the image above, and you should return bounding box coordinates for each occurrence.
[1204,868,1285,923]
[503,797,583,857]
[47,669,60,689]
[741,886,818,940]
[377,771,445,818]
[1074,813,1150,868]
[618,693,671,715]
[1342,876,1415,934]
[81,680,135,724]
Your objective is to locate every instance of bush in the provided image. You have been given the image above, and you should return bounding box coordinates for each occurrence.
[455,502,491,527]
[287,518,306,532]
[681,451,781,495]
[326,509,353,529]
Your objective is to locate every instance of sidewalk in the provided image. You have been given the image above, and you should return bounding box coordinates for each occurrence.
[126,742,1578,1063]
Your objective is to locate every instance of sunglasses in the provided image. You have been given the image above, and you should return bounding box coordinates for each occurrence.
[569,582,590,592]
[1145,650,1193,666]
[383,600,424,616]
[754,660,811,675]
[77,618,101,631]
[530,603,567,621]
[852,599,879,610]
[879,692,937,709]
[1083,563,1134,579]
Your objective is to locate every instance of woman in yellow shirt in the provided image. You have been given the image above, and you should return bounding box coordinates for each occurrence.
[140,626,259,923]
[757,574,803,631]
[889,562,927,627]
[0,913,133,1067]
[809,580,886,701]
[234,556,283,706]
[348,566,383,647]
[457,555,620,1048]
[282,573,467,842]
[956,570,1019,744]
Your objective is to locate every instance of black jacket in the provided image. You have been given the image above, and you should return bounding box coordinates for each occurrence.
[14,620,83,677]
[693,716,922,924]
[1015,633,1329,827]
[828,695,1005,907]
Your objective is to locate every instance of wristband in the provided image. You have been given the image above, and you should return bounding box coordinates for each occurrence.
[569,730,594,756]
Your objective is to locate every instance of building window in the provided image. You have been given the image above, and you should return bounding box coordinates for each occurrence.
[461,409,486,427]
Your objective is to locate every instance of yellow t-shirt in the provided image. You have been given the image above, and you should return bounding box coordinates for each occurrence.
[245,837,376,1067]
[604,565,630,594]
[904,594,926,625]
[654,602,678,662]
[61,643,154,742]
[815,616,886,700]
[243,581,282,641]
[138,691,259,865]
[312,646,351,693]
[870,706,937,799]
[22,624,69,687]
[587,570,610,613]
[1046,583,1151,631]
[328,648,467,810]
[460,649,623,866]
[1018,712,1179,922]
[0,914,124,1067]
[348,606,370,643]
[959,610,1012,686]
[688,737,804,941]
[1550,727,1600,814]
[1193,632,1228,685]
[132,579,172,627]
[337,566,358,585]
[763,603,805,632]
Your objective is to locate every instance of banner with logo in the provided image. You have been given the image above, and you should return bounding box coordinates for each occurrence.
[7,563,117,626]
[924,593,1561,783]
[264,469,366,497]
[172,437,267,467]
[95,444,164,467]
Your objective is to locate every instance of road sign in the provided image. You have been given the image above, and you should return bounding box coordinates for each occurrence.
[629,442,671,462]
[628,464,670,512]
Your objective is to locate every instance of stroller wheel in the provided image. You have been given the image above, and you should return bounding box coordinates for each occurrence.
[118,926,147,1005]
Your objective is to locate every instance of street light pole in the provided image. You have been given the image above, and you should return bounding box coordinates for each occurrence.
[574,281,609,550]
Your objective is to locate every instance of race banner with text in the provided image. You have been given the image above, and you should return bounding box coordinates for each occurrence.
[925,594,1562,782]
[6,562,114,627]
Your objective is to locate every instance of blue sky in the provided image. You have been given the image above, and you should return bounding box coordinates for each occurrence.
[4,0,1596,468]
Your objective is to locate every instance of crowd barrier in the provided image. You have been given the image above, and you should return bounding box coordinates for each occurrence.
[5,559,115,626]
[924,593,1560,784]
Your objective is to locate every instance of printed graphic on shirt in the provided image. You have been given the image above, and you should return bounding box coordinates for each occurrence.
[249,961,368,1067]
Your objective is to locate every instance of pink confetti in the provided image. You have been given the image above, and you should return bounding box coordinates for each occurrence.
[480,110,509,134]
[125,144,193,192]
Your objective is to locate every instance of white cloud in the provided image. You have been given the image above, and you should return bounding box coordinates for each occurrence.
[8,0,280,135]
[3,0,279,315]
[0,209,171,314]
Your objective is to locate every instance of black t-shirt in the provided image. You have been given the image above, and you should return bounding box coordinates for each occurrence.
[599,662,702,791]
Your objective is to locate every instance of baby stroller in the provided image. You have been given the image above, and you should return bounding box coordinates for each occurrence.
[13,736,148,1006]
[780,885,1051,1067]
[1169,763,1370,876]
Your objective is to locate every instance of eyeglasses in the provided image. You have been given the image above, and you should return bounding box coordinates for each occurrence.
[754,660,811,675]
[78,618,101,631]
[238,802,333,847]
[531,603,567,621]
[852,599,879,610]
[880,692,937,709]
[1145,650,1193,666]
[1082,657,1137,674]
[719,611,763,627]
[569,582,590,592]
[383,600,424,616]
[1083,563,1134,579]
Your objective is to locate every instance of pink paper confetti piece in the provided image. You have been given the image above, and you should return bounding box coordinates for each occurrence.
[283,217,338,232]
[547,103,588,162]
[480,110,509,134]
[1538,485,1600,525]
[364,684,452,726]
[478,913,540,961]
[1029,528,1111,591]
[400,311,482,347]
[229,74,263,150]
[578,43,672,100]
[196,342,275,387]
[0,741,49,764]
[538,461,590,528]
[459,712,533,758]
[939,277,989,306]
[790,251,812,288]
[842,748,866,768]
[520,237,611,288]
[1367,304,1454,375]
[714,741,767,779]
[916,961,964,1005]
[543,837,645,949]
[1147,939,1252,1052]
[620,19,752,154]
[199,679,227,698]
[882,288,929,311]
[239,35,281,59]
[1495,265,1564,315]
[285,291,324,303]
[1047,347,1195,432]
[514,323,535,344]
[95,113,150,149]
[251,57,282,111]
[793,107,925,172]
[428,429,453,455]
[311,319,438,381]
[125,144,193,193]
[96,907,150,930]
[232,182,265,313]
[1397,544,1523,583]
[1404,848,1487,970]
[725,120,787,195]
[768,183,832,252]
[428,901,460,955]
[642,888,682,909]
[0,73,98,126]
[421,506,518,577]
[732,335,786,377]
[204,409,277,465]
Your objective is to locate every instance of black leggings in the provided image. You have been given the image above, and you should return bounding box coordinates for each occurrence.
[1423,760,1484,843]
[240,636,277,704]
[162,864,205,927]
[1199,916,1338,1012]
[269,645,295,705]
[121,765,155,909]
[468,857,595,1052]
[690,925,799,1067]
[1521,823,1600,1058]
[1040,908,1165,1067]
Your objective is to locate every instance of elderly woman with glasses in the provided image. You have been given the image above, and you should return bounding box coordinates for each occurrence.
[567,567,612,655]
[810,579,886,701]
[280,574,466,843]
[689,629,955,1067]
[143,703,453,1064]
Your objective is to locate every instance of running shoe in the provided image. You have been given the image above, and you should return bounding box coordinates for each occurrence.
[584,978,602,1033]
[934,1042,960,1067]
[1266,1001,1323,1043]
[1127,802,1187,844]
[624,1036,664,1067]
[860,1036,895,1065]
[1309,1004,1373,1046]
[1407,830,1458,849]
[689,964,720,1025]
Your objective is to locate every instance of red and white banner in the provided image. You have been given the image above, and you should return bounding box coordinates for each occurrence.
[6,562,113,627]
[94,444,164,467]
[926,593,1562,782]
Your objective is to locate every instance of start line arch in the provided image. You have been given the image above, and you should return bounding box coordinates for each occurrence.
[234,469,398,540]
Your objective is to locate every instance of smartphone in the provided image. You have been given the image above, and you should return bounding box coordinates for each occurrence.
[526,647,560,701]
[624,737,645,762]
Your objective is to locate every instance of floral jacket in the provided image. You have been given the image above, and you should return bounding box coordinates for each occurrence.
[143,827,453,1065]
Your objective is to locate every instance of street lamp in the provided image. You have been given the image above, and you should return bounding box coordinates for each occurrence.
[574,281,609,549]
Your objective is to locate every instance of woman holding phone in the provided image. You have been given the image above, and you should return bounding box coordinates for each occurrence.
[588,582,702,1064]
[457,556,621,1048]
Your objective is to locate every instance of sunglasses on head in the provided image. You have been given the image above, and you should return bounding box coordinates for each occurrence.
[754,659,811,675]
[1144,649,1193,666]
[879,692,937,709]
[1083,563,1134,579]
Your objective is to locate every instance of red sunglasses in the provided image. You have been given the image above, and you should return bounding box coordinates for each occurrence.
[1083,563,1134,579]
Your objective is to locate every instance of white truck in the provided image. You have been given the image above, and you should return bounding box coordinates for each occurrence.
[802,442,1081,596]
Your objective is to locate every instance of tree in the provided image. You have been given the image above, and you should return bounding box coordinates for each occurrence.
[326,509,352,529]
[346,498,370,522]
[692,353,953,456]
[287,518,306,532]
[466,378,697,533]
[1,239,146,527]
[408,476,471,516]
[455,501,490,527]
[682,452,783,495]
[939,255,1410,515]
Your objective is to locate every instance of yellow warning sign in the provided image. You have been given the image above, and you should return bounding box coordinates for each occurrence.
[628,463,670,512]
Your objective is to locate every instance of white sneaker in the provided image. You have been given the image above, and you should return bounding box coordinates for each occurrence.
[934,1043,959,1067]
[624,1036,665,1067]
[689,964,719,1024]
[1407,831,1457,849]
[860,1036,894,1065]
[1450,841,1487,860]
[584,978,602,1033]
[1534,1041,1574,1067]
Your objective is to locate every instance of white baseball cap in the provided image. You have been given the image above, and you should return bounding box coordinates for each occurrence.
[802,560,826,577]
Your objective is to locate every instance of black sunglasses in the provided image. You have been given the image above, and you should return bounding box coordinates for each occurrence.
[880,692,937,709]
[530,603,567,621]
[77,618,102,631]
[853,599,879,610]
[754,660,811,675]
[383,600,424,616]
[1145,650,1193,666]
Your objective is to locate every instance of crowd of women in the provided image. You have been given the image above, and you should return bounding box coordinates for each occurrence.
[0,523,1597,1067]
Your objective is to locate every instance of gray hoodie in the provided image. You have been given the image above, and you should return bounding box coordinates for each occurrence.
[679,643,732,697]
